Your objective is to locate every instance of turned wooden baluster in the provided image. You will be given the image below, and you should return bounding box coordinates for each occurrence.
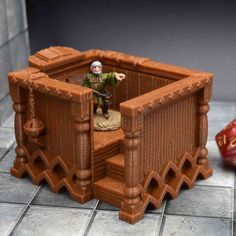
[197,85,212,165]
[120,114,143,223]
[71,98,93,202]
[9,83,27,175]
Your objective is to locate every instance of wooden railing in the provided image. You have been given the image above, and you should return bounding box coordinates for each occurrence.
[8,70,94,202]
[34,49,199,112]
[78,49,200,111]
[120,73,213,208]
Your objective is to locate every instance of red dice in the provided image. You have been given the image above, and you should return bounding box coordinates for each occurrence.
[215,119,236,167]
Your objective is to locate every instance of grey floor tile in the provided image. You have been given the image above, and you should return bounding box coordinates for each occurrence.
[0,127,15,148]
[0,202,26,236]
[162,215,232,236]
[5,0,27,40]
[234,180,236,219]
[165,186,233,218]
[2,112,14,128]
[31,185,98,209]
[88,210,161,236]
[98,200,166,214]
[0,173,38,204]
[0,95,13,126]
[0,147,7,160]
[0,148,15,173]
[208,120,228,140]
[196,159,234,188]
[9,31,29,71]
[12,205,93,236]
[207,140,221,161]
[209,101,236,122]
[0,44,11,100]
[234,220,236,236]
[0,0,8,46]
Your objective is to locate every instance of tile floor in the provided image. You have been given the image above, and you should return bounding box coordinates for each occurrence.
[0,101,235,236]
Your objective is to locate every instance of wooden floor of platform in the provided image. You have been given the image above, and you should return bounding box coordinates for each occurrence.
[94,129,125,153]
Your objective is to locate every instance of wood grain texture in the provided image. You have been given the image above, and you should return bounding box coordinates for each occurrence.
[8,46,213,224]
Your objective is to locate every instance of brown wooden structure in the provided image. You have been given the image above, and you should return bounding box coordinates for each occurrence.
[8,46,213,224]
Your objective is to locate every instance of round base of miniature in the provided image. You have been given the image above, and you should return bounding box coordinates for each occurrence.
[94,108,121,131]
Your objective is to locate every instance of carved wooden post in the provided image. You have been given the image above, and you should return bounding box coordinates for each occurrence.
[120,114,144,224]
[71,96,93,203]
[197,84,212,166]
[9,83,28,177]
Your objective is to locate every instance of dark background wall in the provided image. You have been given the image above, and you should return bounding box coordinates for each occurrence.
[26,0,236,101]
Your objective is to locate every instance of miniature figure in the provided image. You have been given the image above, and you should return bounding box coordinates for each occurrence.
[83,61,125,119]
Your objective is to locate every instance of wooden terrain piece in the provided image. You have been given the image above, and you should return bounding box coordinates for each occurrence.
[8,46,213,224]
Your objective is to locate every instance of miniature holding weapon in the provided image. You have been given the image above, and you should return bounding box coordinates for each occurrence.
[83,61,125,119]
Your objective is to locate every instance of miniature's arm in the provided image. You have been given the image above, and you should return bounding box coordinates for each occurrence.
[115,73,125,81]
[103,72,125,87]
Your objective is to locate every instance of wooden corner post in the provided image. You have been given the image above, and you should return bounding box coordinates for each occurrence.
[197,82,212,169]
[119,113,144,224]
[9,82,28,177]
[71,94,93,203]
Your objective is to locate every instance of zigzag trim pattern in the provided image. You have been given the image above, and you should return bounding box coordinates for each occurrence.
[10,148,89,202]
[136,148,212,216]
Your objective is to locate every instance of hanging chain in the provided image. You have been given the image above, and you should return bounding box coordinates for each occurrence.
[28,77,36,120]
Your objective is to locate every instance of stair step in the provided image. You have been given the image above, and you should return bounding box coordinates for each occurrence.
[106,153,125,167]
[106,153,125,181]
[93,142,121,182]
[94,176,125,207]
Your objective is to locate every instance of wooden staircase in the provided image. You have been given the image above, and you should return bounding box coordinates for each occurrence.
[94,153,126,208]
[93,148,213,224]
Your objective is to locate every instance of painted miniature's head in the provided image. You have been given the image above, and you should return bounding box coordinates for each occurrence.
[90,61,102,75]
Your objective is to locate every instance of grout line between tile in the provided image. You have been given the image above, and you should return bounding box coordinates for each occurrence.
[0,149,8,161]
[0,28,28,51]
[29,202,99,211]
[194,184,234,189]
[0,141,15,166]
[6,186,41,236]
[83,211,97,236]
[0,93,10,106]
[164,212,233,220]
[157,216,166,236]
[0,171,13,174]
[8,206,30,236]
[232,219,234,236]
[83,200,100,236]
[191,184,234,190]
[0,200,31,205]
[157,200,167,236]
[95,200,102,210]
[0,146,11,158]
